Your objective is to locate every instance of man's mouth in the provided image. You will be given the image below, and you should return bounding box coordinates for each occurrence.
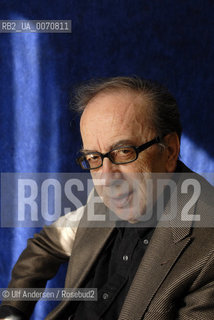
[109,191,133,208]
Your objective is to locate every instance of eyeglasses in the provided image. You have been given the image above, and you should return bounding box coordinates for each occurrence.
[76,136,161,170]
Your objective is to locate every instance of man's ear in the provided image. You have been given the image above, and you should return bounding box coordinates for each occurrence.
[164,132,180,172]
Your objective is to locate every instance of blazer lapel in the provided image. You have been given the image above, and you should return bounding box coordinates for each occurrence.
[118,225,192,320]
[65,225,114,288]
[119,171,196,320]
[46,201,115,320]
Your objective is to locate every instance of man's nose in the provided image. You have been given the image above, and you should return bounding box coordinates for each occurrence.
[100,158,120,186]
[102,157,115,172]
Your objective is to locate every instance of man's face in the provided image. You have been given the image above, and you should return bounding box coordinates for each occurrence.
[80,89,168,222]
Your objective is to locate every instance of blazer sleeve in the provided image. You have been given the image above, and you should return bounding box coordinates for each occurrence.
[0,209,81,319]
[177,250,214,319]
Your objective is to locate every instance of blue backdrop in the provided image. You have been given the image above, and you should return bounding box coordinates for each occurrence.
[0,0,214,319]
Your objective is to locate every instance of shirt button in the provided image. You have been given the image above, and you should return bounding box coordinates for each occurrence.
[102,292,109,300]
[122,255,129,261]
[143,239,149,245]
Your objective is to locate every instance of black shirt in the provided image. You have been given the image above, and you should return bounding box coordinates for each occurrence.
[72,223,154,320]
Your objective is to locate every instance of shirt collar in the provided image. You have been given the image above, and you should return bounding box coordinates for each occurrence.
[116,220,154,240]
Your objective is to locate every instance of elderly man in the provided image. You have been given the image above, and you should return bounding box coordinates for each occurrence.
[0,77,214,319]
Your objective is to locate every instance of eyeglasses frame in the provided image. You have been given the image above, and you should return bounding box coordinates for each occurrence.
[76,136,162,170]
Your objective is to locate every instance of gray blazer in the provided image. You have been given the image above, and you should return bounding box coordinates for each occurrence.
[2,163,214,319]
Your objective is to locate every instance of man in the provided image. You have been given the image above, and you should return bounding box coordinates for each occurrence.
[0,77,214,319]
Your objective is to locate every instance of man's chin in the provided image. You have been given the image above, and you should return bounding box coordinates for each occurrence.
[108,205,143,223]
[101,193,145,223]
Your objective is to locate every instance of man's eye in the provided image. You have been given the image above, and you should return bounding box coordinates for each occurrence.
[112,148,135,161]
[119,148,132,154]
[117,148,134,156]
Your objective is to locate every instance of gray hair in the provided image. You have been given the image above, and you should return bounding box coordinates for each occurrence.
[72,76,182,141]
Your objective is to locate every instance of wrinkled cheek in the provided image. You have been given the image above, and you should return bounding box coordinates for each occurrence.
[93,184,104,200]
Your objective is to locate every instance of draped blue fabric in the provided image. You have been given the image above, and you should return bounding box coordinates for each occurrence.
[0,1,213,318]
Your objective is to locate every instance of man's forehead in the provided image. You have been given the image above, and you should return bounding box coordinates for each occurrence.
[79,90,152,152]
[80,89,149,123]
